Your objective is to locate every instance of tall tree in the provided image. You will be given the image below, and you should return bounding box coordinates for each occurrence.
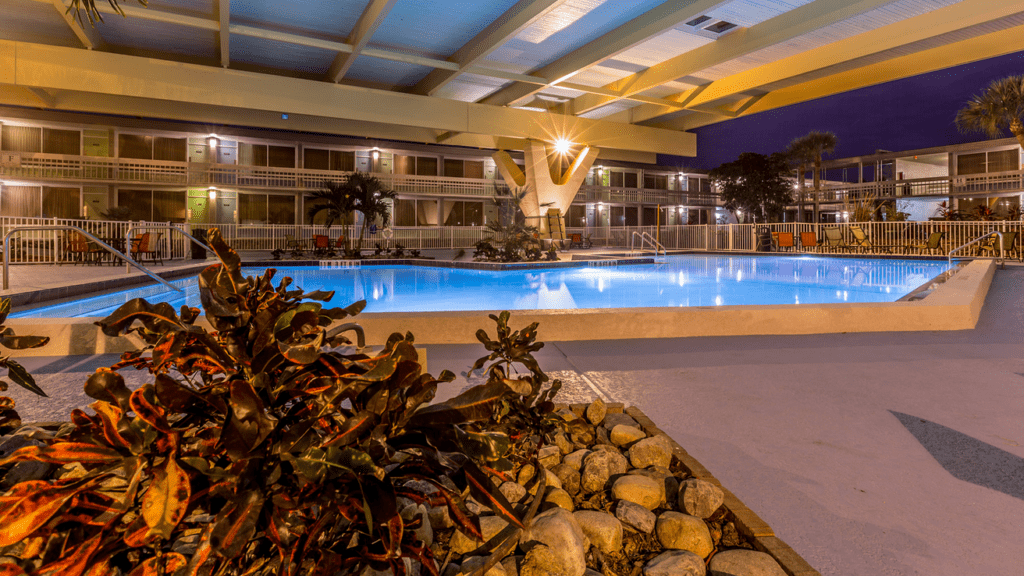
[955,74,1024,149]
[788,131,838,222]
[67,0,146,25]
[343,172,397,252]
[708,152,792,223]
[785,139,815,223]
[306,181,356,233]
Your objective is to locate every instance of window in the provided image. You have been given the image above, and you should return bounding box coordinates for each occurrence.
[394,155,438,176]
[117,190,186,222]
[395,199,416,227]
[1,126,42,153]
[957,153,986,175]
[465,161,484,179]
[239,193,295,224]
[0,185,79,219]
[153,137,187,162]
[443,159,464,178]
[623,173,638,188]
[239,143,269,166]
[43,187,80,218]
[331,150,355,171]
[443,201,483,226]
[416,157,438,176]
[988,149,1019,173]
[644,174,668,189]
[395,198,442,226]
[118,134,153,159]
[610,172,623,187]
[643,206,658,225]
[42,129,80,155]
[304,149,330,170]
[566,204,586,227]
[268,145,295,168]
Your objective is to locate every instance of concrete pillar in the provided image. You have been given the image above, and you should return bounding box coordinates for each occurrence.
[493,140,600,239]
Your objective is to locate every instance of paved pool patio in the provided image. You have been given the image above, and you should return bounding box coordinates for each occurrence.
[5,265,1023,576]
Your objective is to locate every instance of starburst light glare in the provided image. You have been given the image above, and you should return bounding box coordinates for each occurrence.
[554,139,571,154]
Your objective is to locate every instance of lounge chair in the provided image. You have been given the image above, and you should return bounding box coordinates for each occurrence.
[285,234,305,251]
[566,233,592,249]
[849,225,872,252]
[823,227,849,252]
[978,231,1019,260]
[776,232,795,252]
[910,231,944,255]
[66,232,103,265]
[799,231,819,252]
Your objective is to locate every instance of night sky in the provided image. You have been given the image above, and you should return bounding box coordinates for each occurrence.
[659,49,1024,172]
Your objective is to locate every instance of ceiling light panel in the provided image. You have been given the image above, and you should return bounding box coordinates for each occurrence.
[372,0,520,60]
[577,100,639,120]
[434,73,510,102]
[613,28,714,68]
[705,0,815,29]
[517,0,610,44]
[231,0,366,40]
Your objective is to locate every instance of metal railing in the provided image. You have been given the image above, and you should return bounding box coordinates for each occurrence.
[124,225,215,275]
[630,231,666,255]
[2,225,180,292]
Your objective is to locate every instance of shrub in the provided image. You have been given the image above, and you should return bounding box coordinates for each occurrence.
[0,299,51,433]
[0,229,560,575]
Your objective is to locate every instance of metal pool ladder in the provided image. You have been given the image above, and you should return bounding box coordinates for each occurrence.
[3,225,181,292]
[630,231,667,259]
[947,230,1006,265]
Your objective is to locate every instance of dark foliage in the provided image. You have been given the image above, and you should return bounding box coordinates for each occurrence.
[0,229,561,576]
[709,152,793,223]
[0,299,51,433]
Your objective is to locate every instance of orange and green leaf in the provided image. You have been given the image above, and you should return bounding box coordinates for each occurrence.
[141,456,191,539]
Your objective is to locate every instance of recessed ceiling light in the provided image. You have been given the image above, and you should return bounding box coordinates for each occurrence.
[705,21,737,34]
[686,16,711,26]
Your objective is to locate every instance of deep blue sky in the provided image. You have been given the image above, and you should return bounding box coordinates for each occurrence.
[658,49,1024,171]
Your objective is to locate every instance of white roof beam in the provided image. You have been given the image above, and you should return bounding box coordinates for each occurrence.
[478,0,729,108]
[216,0,230,68]
[328,0,399,83]
[52,0,105,50]
[570,0,900,117]
[3,40,695,156]
[413,0,566,96]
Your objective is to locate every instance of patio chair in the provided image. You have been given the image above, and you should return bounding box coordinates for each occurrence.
[849,225,872,252]
[131,232,164,265]
[910,231,944,255]
[285,234,304,251]
[776,232,795,252]
[312,234,331,257]
[66,232,103,265]
[799,231,819,253]
[978,231,1019,260]
[566,233,590,249]
[823,227,850,252]
[755,227,774,252]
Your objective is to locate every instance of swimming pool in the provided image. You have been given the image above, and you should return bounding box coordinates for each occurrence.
[13,255,952,319]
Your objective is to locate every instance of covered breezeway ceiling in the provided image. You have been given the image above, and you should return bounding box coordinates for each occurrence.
[1,0,1023,158]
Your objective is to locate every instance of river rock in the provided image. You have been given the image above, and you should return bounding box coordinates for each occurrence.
[644,550,707,576]
[450,516,508,554]
[615,499,657,534]
[400,503,433,547]
[555,433,574,455]
[459,556,507,576]
[630,466,678,504]
[500,481,527,504]
[562,449,591,471]
[572,510,623,555]
[551,463,581,496]
[655,512,713,558]
[580,450,616,493]
[520,508,587,576]
[628,436,672,469]
[610,424,647,447]
[678,478,724,519]
[611,475,663,510]
[538,446,561,469]
[429,505,453,529]
[556,408,577,422]
[543,487,574,511]
[595,426,612,446]
[527,468,562,495]
[707,549,786,576]
[500,555,521,576]
[586,398,607,425]
[602,413,641,430]
[518,463,536,485]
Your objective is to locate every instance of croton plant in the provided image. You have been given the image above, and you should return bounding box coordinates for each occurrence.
[0,228,564,576]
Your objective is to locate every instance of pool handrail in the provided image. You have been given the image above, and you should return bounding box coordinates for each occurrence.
[2,225,181,292]
[947,230,1004,264]
[124,225,216,275]
[631,231,666,255]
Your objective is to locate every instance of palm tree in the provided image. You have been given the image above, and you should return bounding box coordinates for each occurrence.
[306,181,356,234]
[955,74,1024,149]
[343,173,396,252]
[67,0,145,26]
[785,139,815,222]
[788,131,838,222]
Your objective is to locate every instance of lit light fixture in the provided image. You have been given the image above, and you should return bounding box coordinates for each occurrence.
[597,165,603,174]
[554,139,572,155]
[372,147,380,161]
[208,135,219,148]
[208,187,217,200]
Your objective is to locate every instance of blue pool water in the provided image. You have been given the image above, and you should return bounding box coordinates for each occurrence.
[13,256,951,319]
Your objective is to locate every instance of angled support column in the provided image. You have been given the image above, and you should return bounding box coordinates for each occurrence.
[493,140,599,238]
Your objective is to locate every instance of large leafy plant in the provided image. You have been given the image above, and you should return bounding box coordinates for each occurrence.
[0,299,51,433]
[0,229,561,576]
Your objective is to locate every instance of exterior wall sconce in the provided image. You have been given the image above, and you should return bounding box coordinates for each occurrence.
[208,136,219,148]
[208,187,217,200]
[372,147,380,161]
[597,166,603,174]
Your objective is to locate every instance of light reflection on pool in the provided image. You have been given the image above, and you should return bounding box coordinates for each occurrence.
[12,255,951,319]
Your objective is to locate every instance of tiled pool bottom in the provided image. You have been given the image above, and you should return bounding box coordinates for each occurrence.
[12,255,953,319]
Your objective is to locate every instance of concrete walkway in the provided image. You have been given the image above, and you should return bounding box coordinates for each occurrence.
[5,265,1022,575]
